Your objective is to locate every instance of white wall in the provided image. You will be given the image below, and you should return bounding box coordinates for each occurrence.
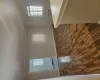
[26,27,59,80]
[0,0,25,80]
[62,0,100,24]
[28,70,60,80]
[41,74,100,80]
[23,0,60,79]
[26,27,57,58]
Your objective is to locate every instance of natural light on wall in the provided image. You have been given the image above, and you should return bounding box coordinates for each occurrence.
[29,58,57,72]
[58,56,71,63]
[51,6,57,15]
[27,6,43,17]
[32,34,45,43]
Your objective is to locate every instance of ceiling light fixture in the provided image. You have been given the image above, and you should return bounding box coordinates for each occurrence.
[27,6,43,17]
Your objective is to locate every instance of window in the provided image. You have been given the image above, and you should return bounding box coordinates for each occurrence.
[27,6,43,17]
[33,59,44,66]
[29,57,58,72]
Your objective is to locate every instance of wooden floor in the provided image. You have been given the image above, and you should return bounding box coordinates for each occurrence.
[53,23,100,76]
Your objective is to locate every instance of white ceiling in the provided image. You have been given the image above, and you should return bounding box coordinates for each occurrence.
[15,0,100,28]
[15,0,52,28]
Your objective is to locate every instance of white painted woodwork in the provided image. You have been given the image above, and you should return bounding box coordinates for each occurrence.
[50,0,100,28]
